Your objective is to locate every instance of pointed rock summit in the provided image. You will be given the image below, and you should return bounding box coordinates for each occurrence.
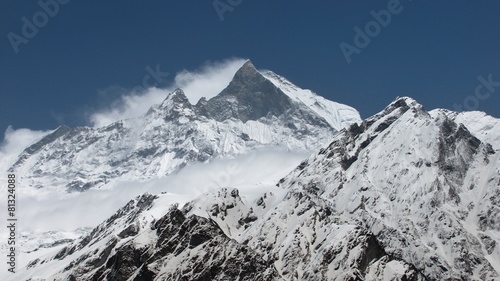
[198,60,294,123]
[160,88,192,110]
[5,60,361,192]
[147,88,194,121]
[229,59,261,83]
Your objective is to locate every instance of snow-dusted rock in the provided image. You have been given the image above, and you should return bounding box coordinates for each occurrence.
[278,97,500,280]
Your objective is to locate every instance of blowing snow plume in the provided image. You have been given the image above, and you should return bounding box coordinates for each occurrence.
[89,58,246,127]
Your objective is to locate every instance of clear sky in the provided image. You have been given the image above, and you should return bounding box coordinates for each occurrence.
[1,1,499,136]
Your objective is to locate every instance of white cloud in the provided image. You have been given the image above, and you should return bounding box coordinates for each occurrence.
[174,58,247,104]
[0,126,50,172]
[89,87,169,128]
[89,58,247,128]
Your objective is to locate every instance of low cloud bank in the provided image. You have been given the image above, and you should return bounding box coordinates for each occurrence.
[16,149,309,232]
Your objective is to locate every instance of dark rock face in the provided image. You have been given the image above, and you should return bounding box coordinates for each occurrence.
[98,244,147,281]
[152,210,279,281]
[437,118,481,187]
[197,61,294,123]
[63,208,280,281]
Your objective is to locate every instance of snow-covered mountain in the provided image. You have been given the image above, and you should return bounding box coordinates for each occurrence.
[6,60,360,193]
[275,97,500,280]
[9,96,499,280]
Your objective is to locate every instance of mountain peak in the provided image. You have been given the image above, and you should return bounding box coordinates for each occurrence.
[386,96,424,112]
[392,96,419,107]
[198,61,294,122]
[242,59,254,67]
[161,88,190,107]
[370,96,426,124]
[230,59,260,84]
[165,88,189,102]
[7,61,362,193]
[157,88,193,120]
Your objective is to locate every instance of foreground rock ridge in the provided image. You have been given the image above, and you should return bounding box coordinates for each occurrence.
[8,96,500,280]
[6,60,360,192]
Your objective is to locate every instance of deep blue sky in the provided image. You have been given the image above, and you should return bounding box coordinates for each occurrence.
[1,1,499,135]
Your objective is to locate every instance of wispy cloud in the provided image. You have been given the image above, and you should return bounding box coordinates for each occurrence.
[88,58,246,128]
[173,58,246,104]
[88,87,167,128]
[0,126,50,172]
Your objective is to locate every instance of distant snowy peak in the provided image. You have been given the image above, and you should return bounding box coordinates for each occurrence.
[159,88,193,114]
[8,125,71,172]
[261,69,361,130]
[146,60,361,130]
[6,60,361,192]
[150,60,361,130]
